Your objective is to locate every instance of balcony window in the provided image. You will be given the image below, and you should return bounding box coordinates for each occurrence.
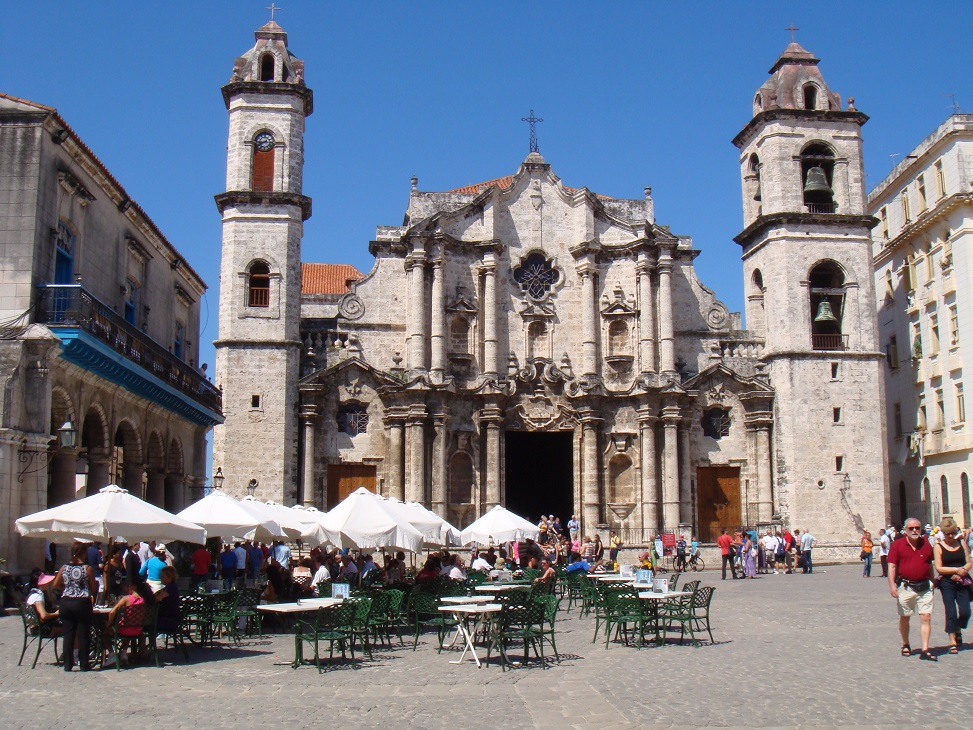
[247,262,270,308]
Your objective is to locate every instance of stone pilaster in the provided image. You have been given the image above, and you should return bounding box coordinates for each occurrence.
[478,405,504,510]
[579,264,598,376]
[481,252,499,377]
[405,405,427,503]
[637,255,656,374]
[430,256,446,379]
[657,246,675,375]
[431,412,448,517]
[384,408,407,501]
[637,408,659,531]
[661,406,680,529]
[580,410,603,531]
[300,404,318,506]
[406,251,428,372]
[678,420,693,525]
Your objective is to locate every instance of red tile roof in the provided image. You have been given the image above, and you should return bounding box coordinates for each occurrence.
[448,175,612,199]
[302,263,364,295]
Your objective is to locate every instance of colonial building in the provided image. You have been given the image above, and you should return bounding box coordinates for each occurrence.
[869,114,973,528]
[213,24,888,547]
[0,93,222,572]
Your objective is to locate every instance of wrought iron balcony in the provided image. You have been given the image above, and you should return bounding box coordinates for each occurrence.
[36,285,222,419]
[811,333,849,351]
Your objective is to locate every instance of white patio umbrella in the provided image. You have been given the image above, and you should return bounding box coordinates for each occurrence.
[404,500,461,546]
[301,487,425,553]
[176,490,286,542]
[239,496,312,539]
[380,496,448,546]
[458,504,540,546]
[15,484,207,544]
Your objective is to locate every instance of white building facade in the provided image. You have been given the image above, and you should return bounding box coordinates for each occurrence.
[870,115,973,528]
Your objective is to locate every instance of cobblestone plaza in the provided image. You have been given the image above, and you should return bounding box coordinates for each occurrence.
[1,565,969,728]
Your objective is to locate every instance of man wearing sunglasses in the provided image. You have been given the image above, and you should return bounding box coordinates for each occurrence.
[888,518,937,661]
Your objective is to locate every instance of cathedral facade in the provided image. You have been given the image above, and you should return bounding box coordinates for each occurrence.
[213,23,888,547]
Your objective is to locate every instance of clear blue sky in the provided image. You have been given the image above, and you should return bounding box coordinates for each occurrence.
[8,1,973,378]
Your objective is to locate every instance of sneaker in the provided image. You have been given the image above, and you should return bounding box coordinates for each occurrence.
[773,570,778,574]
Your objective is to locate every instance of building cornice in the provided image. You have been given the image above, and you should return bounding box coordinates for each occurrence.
[221,81,314,116]
[872,193,973,267]
[732,109,868,149]
[734,212,877,247]
[214,191,312,221]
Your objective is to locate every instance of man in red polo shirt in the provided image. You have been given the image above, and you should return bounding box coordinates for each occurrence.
[717,528,736,580]
[888,517,937,660]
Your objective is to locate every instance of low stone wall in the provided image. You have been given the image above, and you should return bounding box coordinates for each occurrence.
[615,544,874,569]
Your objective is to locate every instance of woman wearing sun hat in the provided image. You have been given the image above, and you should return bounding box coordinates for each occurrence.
[25,570,62,634]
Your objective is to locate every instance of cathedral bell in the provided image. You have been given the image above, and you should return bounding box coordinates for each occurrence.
[813,300,839,323]
[803,166,832,197]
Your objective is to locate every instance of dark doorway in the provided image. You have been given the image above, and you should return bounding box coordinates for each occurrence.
[505,431,573,526]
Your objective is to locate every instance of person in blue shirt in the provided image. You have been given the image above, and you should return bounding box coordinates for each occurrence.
[565,552,591,573]
[139,543,169,591]
[219,544,238,591]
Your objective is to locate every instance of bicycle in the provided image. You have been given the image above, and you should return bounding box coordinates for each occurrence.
[686,553,705,572]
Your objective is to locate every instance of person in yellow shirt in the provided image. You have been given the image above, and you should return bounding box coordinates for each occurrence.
[861,530,874,578]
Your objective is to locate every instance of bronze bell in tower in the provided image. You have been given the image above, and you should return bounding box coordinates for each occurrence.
[803,166,833,197]
[813,300,839,323]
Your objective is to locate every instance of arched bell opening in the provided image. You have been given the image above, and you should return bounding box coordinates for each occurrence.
[809,261,846,350]
[801,143,836,214]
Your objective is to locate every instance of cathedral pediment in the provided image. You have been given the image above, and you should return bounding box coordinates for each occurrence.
[682,362,775,398]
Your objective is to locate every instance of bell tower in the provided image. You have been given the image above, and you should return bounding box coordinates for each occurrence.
[212,20,312,502]
[732,41,888,541]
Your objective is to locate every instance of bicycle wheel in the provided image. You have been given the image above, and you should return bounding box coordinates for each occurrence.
[691,556,704,572]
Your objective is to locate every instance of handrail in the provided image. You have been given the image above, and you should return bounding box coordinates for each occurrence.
[36,285,221,413]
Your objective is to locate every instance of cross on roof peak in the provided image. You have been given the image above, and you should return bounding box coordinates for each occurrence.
[266,3,281,21]
[521,109,544,154]
[785,23,799,43]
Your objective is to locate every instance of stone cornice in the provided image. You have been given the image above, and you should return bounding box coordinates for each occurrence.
[734,212,877,247]
[871,193,973,267]
[732,109,868,149]
[221,81,314,116]
[215,191,312,221]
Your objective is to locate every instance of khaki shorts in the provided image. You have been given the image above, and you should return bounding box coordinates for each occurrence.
[897,583,934,616]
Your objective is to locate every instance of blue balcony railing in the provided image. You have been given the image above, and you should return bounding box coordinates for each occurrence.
[36,285,222,415]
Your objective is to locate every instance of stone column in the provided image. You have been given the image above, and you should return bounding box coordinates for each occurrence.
[300,406,317,506]
[661,407,680,530]
[580,410,603,532]
[405,406,427,504]
[406,252,428,372]
[385,412,406,501]
[163,474,184,512]
[431,413,448,516]
[753,420,774,523]
[579,264,598,376]
[85,450,111,497]
[678,421,693,525]
[49,449,80,506]
[482,252,499,377]
[145,469,165,507]
[637,409,659,532]
[430,257,446,379]
[122,460,144,499]
[479,406,503,509]
[637,256,656,374]
[657,246,675,375]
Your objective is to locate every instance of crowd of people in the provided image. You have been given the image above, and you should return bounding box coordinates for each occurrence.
[714,527,817,579]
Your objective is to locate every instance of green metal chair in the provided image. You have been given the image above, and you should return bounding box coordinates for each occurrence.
[341,596,374,659]
[486,596,546,670]
[235,587,263,637]
[660,585,714,646]
[603,587,648,649]
[209,592,241,645]
[17,602,60,669]
[521,568,541,582]
[107,602,159,670]
[410,592,456,653]
[294,603,356,672]
[564,569,587,612]
[532,594,561,663]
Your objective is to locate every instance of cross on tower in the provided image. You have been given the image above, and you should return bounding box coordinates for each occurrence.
[785,23,799,42]
[266,3,281,21]
[521,109,544,154]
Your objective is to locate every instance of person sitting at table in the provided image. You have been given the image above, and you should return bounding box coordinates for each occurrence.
[105,580,155,666]
[385,551,407,584]
[311,554,330,595]
[338,554,360,584]
[360,553,378,580]
[292,558,315,598]
[535,559,556,584]
[438,554,464,581]
[104,547,126,599]
[416,558,440,584]
[471,552,493,572]
[153,566,180,636]
[25,570,62,635]
[140,543,169,592]
[637,551,653,570]
[565,552,592,574]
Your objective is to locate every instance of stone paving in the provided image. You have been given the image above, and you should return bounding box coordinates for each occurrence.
[1,565,970,729]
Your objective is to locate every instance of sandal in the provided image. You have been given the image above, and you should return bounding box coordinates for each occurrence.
[920,650,938,661]
[949,645,959,654]
[901,644,911,657]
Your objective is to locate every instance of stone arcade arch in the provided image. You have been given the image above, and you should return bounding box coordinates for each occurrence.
[80,404,110,497]
[164,437,185,512]
[46,388,77,507]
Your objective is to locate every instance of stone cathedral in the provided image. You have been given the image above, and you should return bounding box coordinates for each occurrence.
[213,22,889,547]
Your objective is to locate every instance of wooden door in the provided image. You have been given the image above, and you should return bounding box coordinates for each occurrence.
[326,463,376,509]
[696,466,741,542]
